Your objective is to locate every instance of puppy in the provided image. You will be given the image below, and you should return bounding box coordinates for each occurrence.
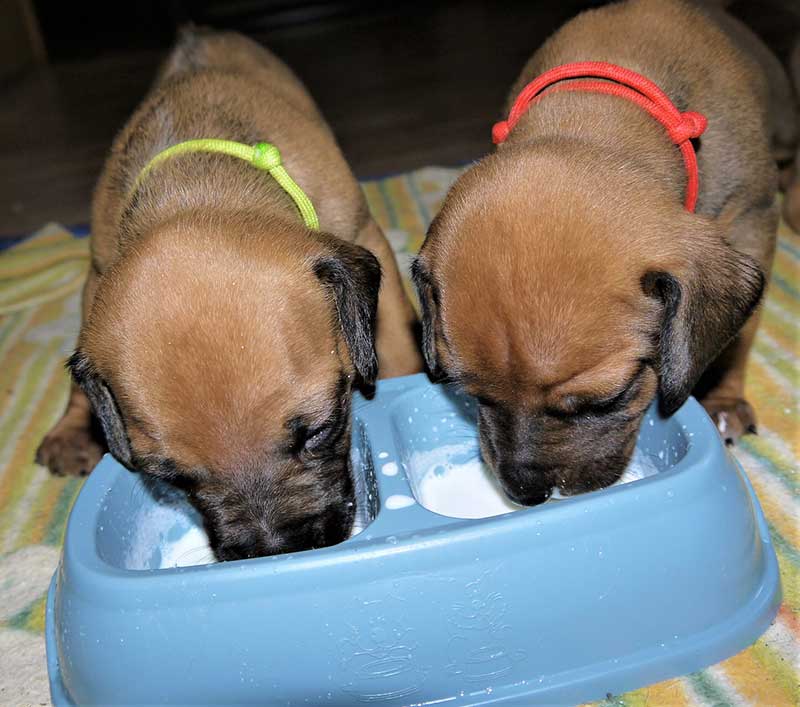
[36,29,422,560]
[413,0,778,505]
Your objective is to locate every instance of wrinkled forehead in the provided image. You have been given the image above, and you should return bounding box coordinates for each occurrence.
[116,332,346,471]
[434,229,655,400]
[86,264,348,468]
[448,296,645,396]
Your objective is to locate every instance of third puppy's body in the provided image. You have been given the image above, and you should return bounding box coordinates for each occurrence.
[414,0,778,504]
[38,30,422,559]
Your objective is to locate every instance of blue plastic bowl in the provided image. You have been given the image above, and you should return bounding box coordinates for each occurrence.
[46,373,780,706]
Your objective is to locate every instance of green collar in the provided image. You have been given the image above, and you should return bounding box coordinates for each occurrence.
[131,139,320,230]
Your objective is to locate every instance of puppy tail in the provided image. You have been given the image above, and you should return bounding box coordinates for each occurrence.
[152,24,219,86]
[175,22,218,50]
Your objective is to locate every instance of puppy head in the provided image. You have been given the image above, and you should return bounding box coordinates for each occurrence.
[413,151,763,503]
[72,212,380,560]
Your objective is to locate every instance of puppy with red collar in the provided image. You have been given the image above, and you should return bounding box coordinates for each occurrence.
[36,30,422,560]
[413,0,778,505]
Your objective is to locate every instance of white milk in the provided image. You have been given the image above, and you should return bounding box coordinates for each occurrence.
[152,501,366,569]
[125,484,217,570]
[130,479,368,570]
[154,515,366,569]
[410,445,660,519]
[129,445,660,566]
[159,525,216,568]
[408,444,522,519]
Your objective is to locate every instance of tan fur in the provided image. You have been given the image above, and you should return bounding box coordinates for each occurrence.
[37,30,422,480]
[416,0,779,500]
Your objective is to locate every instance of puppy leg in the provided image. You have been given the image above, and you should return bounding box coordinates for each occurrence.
[35,269,106,475]
[36,384,104,476]
[355,220,423,378]
[697,313,762,444]
[696,207,778,444]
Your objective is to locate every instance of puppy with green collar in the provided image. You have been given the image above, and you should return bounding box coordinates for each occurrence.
[37,29,422,560]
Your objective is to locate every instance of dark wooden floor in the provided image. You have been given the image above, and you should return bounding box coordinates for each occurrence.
[1,0,797,237]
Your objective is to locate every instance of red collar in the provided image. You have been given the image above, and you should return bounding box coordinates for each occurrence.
[492,61,707,212]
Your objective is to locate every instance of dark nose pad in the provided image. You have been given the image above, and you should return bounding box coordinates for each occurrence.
[213,526,283,562]
[496,463,554,506]
[321,508,353,546]
[213,504,356,561]
[215,540,260,562]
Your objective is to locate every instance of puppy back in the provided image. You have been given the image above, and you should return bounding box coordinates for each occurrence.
[504,0,777,220]
[90,31,365,273]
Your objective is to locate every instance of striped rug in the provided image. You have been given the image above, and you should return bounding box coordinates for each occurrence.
[0,167,796,706]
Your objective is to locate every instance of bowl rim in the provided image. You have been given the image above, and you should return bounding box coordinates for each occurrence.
[63,374,716,586]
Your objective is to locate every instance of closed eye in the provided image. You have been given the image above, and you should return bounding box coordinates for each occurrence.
[303,420,344,451]
[285,410,348,455]
[285,374,351,455]
[548,363,648,418]
[584,364,648,414]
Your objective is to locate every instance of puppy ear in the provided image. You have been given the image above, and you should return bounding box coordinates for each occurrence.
[410,255,446,381]
[314,242,381,393]
[643,234,764,416]
[67,350,132,466]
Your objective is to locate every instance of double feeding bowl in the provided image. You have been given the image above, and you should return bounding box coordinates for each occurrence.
[46,374,780,705]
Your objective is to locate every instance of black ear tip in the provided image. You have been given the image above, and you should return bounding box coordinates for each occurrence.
[66,349,91,381]
[410,256,429,289]
[313,243,381,288]
[753,267,766,306]
[361,247,382,280]
[314,241,381,386]
[410,254,444,379]
[64,347,133,467]
[641,270,678,299]
[66,349,82,370]
[357,353,379,389]
[658,393,684,417]
[426,365,448,383]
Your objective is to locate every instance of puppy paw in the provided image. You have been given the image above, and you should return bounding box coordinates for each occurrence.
[36,424,104,476]
[700,397,757,446]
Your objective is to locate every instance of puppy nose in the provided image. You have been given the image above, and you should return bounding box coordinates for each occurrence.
[214,528,285,561]
[505,484,552,507]
[495,462,553,506]
[215,539,263,562]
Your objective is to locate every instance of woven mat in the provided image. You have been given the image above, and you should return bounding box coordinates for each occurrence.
[0,167,796,706]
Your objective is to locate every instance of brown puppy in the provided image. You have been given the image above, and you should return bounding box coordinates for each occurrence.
[36,29,422,560]
[413,0,777,505]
